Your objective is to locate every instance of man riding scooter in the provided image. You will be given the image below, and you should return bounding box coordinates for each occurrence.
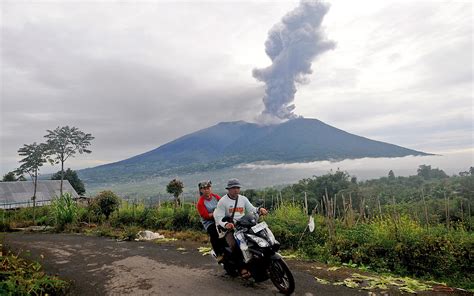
[213,178,268,278]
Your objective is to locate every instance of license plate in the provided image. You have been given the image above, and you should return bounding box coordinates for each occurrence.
[251,221,268,233]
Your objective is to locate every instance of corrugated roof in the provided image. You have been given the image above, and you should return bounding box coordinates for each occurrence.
[0,180,79,209]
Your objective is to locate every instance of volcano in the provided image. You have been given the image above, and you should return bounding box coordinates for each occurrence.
[78,118,430,183]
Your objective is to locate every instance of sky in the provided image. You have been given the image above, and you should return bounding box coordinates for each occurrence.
[1,0,473,177]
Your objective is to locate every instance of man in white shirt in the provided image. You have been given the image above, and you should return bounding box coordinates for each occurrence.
[213,178,268,278]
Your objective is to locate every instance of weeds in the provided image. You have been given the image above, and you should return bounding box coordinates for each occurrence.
[0,243,69,295]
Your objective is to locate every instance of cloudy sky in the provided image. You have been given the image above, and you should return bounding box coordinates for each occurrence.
[1,0,472,176]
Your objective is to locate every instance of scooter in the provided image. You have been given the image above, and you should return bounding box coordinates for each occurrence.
[213,213,295,295]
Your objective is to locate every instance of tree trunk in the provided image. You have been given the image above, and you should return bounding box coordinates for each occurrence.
[60,159,64,196]
[33,170,37,225]
[174,195,181,208]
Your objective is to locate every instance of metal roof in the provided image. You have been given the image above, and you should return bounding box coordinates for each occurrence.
[0,180,79,209]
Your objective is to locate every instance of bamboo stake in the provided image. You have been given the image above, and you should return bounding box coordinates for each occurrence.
[445,192,450,230]
[422,188,429,227]
[304,192,308,215]
[377,195,382,217]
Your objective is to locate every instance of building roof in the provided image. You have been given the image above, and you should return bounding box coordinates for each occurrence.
[0,180,79,209]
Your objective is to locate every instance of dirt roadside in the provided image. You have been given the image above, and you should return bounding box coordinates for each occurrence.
[3,232,471,296]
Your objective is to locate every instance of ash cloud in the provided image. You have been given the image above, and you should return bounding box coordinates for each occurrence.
[253,0,336,122]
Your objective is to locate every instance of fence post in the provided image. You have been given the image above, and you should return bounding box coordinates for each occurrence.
[304,192,308,215]
[422,188,429,227]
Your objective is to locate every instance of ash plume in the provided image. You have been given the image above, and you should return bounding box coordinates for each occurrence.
[253,0,336,122]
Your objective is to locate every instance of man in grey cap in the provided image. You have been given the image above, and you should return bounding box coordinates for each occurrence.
[213,178,267,278]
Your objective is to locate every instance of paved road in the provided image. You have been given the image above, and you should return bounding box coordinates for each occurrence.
[4,232,367,296]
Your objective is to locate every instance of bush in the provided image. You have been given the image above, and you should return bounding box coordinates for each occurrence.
[265,203,307,249]
[50,193,78,230]
[308,215,474,289]
[94,191,121,220]
[111,200,145,227]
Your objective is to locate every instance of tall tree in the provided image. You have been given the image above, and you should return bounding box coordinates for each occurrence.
[16,142,48,223]
[166,179,184,207]
[51,168,86,195]
[44,126,94,195]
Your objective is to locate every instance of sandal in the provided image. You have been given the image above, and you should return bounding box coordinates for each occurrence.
[240,268,251,279]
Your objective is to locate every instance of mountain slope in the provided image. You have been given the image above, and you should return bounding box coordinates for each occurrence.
[78,118,429,183]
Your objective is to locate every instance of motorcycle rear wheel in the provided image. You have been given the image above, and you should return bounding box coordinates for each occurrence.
[269,258,295,295]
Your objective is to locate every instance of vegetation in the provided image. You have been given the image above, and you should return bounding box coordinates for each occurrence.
[51,193,79,230]
[0,238,69,295]
[44,125,94,195]
[15,142,49,224]
[51,168,86,195]
[166,179,184,207]
[2,164,473,291]
[1,171,26,182]
[93,190,120,220]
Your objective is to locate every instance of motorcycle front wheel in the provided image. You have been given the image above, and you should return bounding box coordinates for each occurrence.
[268,258,295,295]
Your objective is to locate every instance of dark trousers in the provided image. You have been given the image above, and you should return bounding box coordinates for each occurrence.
[207,223,224,255]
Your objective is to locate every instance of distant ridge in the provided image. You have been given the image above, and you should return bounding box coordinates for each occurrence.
[78,118,430,183]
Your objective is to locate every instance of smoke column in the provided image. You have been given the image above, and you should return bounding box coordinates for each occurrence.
[253,0,335,122]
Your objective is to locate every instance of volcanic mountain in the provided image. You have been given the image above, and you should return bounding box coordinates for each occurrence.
[78,118,429,183]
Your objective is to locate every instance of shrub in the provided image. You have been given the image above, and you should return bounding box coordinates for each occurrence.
[265,203,307,249]
[50,193,78,230]
[94,191,121,220]
[111,200,146,227]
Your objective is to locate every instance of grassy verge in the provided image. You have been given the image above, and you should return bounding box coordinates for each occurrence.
[0,235,69,295]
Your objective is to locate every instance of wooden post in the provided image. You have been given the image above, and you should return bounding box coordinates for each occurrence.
[377,195,382,217]
[304,192,308,215]
[445,192,450,230]
[422,188,429,227]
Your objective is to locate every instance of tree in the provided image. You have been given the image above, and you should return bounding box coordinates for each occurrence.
[94,191,120,220]
[51,168,86,195]
[2,172,17,182]
[388,170,395,180]
[166,179,184,207]
[417,164,448,180]
[16,142,48,224]
[44,126,94,195]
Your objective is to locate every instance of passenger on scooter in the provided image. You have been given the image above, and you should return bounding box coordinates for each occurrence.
[213,178,268,278]
[196,180,225,263]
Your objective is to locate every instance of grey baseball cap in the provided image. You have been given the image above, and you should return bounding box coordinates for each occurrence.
[225,178,242,189]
